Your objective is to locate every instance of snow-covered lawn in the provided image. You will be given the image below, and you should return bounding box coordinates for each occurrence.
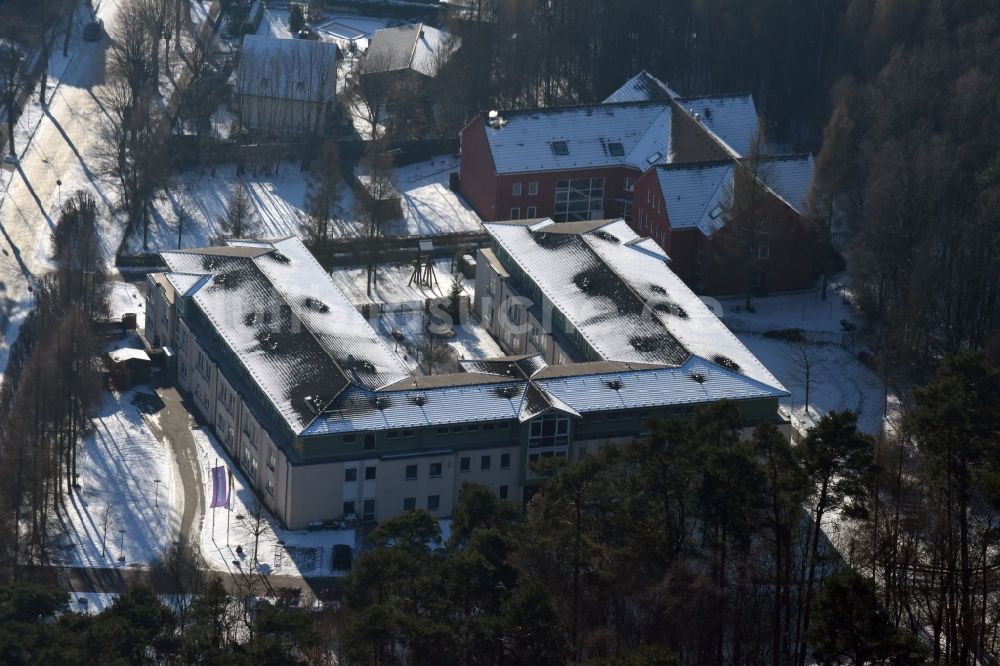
[125,162,310,254]
[59,389,180,569]
[374,308,505,374]
[714,281,898,436]
[345,156,482,238]
[329,258,472,306]
[193,428,357,578]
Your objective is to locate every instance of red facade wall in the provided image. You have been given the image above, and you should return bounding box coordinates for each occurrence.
[493,165,639,222]
[459,116,500,220]
[629,167,817,296]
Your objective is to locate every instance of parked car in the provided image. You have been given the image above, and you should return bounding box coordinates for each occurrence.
[83,19,103,42]
[331,544,353,571]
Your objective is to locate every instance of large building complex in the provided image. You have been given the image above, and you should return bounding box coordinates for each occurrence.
[146,235,787,529]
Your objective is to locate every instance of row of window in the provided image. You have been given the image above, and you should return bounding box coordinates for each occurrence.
[342,499,376,522]
[459,453,511,472]
[435,421,510,435]
[509,206,538,220]
[344,466,377,482]
[511,181,539,197]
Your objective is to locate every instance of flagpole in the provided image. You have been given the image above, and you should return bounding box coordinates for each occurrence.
[212,458,218,542]
[227,467,233,548]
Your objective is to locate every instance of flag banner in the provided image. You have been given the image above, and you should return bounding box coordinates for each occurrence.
[210,465,229,508]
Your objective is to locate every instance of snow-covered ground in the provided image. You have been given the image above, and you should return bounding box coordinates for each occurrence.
[125,162,310,253]
[344,156,482,238]
[126,156,479,254]
[64,592,119,615]
[329,258,472,306]
[257,8,390,52]
[58,389,180,569]
[193,428,357,578]
[714,281,897,436]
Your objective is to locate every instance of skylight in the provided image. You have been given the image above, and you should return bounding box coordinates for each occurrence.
[551,141,569,156]
[608,142,625,157]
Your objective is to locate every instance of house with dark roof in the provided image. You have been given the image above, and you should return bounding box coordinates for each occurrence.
[235,35,338,135]
[146,236,789,529]
[363,23,457,80]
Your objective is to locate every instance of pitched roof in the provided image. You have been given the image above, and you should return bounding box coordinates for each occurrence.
[482,102,674,174]
[755,154,815,215]
[655,162,735,235]
[483,219,785,391]
[603,70,679,103]
[365,23,456,77]
[675,94,760,157]
[236,35,338,102]
[302,355,785,434]
[160,238,408,434]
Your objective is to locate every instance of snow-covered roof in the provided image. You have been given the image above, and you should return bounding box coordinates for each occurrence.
[236,35,338,102]
[160,238,408,434]
[757,155,815,215]
[655,162,735,235]
[483,219,785,391]
[676,94,760,157]
[364,23,456,77]
[603,70,679,103]
[302,355,783,434]
[108,348,151,363]
[482,102,674,175]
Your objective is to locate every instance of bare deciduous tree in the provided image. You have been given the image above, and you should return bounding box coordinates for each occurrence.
[218,184,259,239]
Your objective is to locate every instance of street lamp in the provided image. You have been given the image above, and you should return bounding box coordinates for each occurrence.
[118,530,126,562]
[153,479,160,508]
[56,179,62,209]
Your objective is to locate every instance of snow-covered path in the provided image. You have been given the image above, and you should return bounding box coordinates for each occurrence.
[0,1,127,382]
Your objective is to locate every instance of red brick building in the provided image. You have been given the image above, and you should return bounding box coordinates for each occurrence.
[458,72,818,295]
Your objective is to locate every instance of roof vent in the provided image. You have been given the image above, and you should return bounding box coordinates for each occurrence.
[495,385,518,399]
[551,140,569,156]
[646,151,663,164]
[243,312,257,327]
[592,230,619,244]
[374,396,391,410]
[711,355,741,373]
[704,107,712,119]
[604,379,624,390]
[487,110,506,128]
[409,395,427,407]
[689,372,706,384]
[304,394,327,415]
[268,250,290,263]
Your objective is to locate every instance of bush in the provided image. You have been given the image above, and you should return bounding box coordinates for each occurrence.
[763,328,806,342]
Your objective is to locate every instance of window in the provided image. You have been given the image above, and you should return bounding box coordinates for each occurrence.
[499,485,509,500]
[459,457,470,472]
[242,416,257,442]
[510,207,520,220]
[608,141,625,156]
[343,501,356,517]
[362,499,375,522]
[751,268,766,288]
[345,468,358,482]
[429,462,442,478]
[365,466,376,481]
[267,446,276,471]
[483,423,495,431]
[405,464,418,481]
[427,495,440,511]
[218,382,235,414]
[363,434,376,451]
[624,176,636,192]
[196,350,209,378]
[554,177,604,222]
[500,453,511,469]
[529,414,570,455]
[450,425,463,433]
[527,206,537,218]
[179,358,187,379]
[403,497,416,511]
[402,429,415,438]
[753,244,770,259]
[387,430,400,439]
[551,140,569,156]
[343,434,356,444]
[179,329,188,350]
[512,182,522,196]
[528,181,539,196]
[498,422,510,430]
[577,446,588,459]
[757,218,772,234]
[481,455,491,471]
[266,478,274,495]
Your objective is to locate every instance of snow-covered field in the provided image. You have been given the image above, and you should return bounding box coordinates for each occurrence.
[715,282,897,436]
[329,258,472,306]
[58,389,180,569]
[125,156,479,254]
[125,162,309,253]
[107,281,147,330]
[345,156,482,238]
[193,428,357,578]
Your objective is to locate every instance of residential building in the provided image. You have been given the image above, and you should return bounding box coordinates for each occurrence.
[146,236,788,529]
[363,23,457,80]
[235,35,338,136]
